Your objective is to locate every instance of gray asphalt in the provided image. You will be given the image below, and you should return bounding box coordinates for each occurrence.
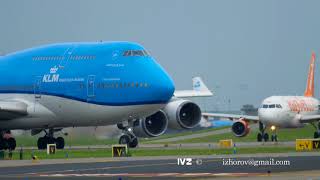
[0,153,319,179]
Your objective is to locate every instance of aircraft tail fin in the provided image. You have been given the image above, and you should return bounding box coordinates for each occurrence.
[304,52,316,97]
[192,77,210,92]
[174,77,213,98]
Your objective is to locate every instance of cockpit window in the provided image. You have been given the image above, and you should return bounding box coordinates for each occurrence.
[276,104,282,108]
[269,104,275,108]
[123,50,149,57]
[262,104,268,108]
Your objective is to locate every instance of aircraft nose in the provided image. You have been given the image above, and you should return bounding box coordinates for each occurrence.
[258,109,282,124]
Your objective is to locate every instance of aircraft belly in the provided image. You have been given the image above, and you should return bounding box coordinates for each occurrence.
[0,94,164,129]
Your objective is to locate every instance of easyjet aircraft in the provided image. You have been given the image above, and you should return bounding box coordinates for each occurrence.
[203,53,320,142]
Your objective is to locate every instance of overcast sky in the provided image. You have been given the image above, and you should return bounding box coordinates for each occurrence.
[1,0,320,111]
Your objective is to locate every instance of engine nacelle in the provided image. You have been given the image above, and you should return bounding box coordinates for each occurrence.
[231,119,250,137]
[164,99,201,129]
[133,110,168,137]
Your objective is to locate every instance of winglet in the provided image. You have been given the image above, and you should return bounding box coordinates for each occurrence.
[304,52,315,97]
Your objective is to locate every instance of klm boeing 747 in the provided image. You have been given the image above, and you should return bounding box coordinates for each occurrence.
[0,42,212,150]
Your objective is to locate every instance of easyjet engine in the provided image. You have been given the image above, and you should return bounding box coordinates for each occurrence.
[164,99,201,129]
[133,110,168,137]
[231,118,250,137]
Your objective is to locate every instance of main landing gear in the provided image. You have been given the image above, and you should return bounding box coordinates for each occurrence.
[117,123,138,148]
[312,121,320,139]
[37,129,65,150]
[0,131,16,150]
[257,122,269,142]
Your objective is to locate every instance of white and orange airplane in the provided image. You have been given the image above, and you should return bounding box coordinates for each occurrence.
[203,53,320,142]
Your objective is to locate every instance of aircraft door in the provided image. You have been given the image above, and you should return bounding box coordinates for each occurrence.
[87,75,95,98]
[34,76,42,100]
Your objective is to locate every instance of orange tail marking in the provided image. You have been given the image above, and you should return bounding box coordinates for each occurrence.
[304,52,316,97]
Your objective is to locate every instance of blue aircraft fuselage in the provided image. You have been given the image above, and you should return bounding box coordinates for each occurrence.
[0,42,175,106]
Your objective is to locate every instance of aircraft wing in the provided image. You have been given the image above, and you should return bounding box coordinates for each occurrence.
[202,112,259,122]
[174,77,213,98]
[0,100,28,120]
[299,114,320,123]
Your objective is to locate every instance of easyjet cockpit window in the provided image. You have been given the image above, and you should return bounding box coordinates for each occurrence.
[262,104,282,108]
[123,50,149,57]
[269,104,276,108]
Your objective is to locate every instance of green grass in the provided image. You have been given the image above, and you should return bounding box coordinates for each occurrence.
[15,135,118,147]
[2,146,306,160]
[140,126,229,143]
[171,124,316,144]
[14,127,229,147]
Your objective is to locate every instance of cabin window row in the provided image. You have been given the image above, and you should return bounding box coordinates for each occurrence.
[69,55,96,60]
[33,56,64,61]
[96,82,149,89]
[32,55,96,61]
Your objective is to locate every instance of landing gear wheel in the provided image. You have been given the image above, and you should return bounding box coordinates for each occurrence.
[129,137,138,148]
[314,132,320,139]
[37,137,46,150]
[263,133,269,142]
[119,134,131,145]
[56,137,65,149]
[7,138,16,150]
[257,133,262,142]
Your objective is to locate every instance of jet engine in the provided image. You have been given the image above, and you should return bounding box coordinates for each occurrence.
[164,99,201,129]
[133,110,168,137]
[231,118,250,137]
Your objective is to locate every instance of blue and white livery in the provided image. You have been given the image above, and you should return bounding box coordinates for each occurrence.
[0,42,212,150]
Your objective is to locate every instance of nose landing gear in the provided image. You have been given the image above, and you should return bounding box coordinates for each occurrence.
[270,125,278,142]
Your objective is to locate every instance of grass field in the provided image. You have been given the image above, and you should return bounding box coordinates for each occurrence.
[170,124,316,144]
[1,146,303,160]
[14,127,227,147]
[15,135,118,147]
[140,126,228,142]
[14,124,316,147]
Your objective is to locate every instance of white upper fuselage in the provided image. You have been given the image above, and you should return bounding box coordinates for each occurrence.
[258,96,319,128]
